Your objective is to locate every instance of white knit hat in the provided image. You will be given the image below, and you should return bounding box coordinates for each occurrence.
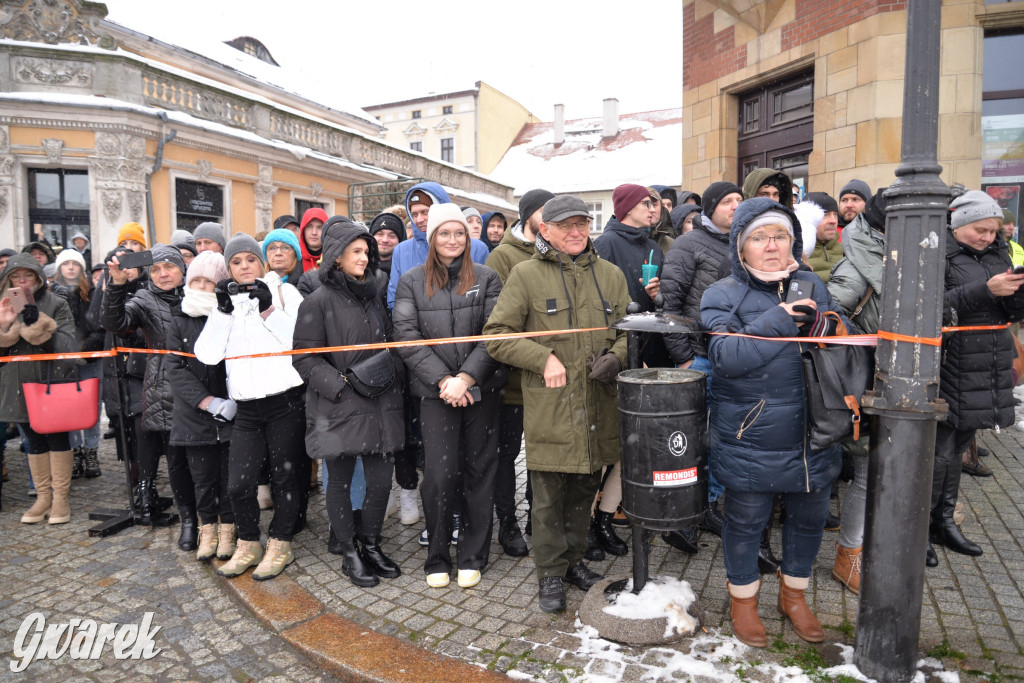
[54,248,86,271]
[186,249,229,287]
[426,203,469,242]
[950,190,1003,230]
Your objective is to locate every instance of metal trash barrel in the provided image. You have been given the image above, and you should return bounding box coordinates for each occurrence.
[618,368,707,532]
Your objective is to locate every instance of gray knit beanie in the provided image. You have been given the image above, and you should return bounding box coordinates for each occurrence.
[150,243,186,275]
[950,190,1004,230]
[839,179,871,202]
[223,234,263,269]
[193,222,226,251]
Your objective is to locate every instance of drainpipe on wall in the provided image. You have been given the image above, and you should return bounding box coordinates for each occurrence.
[146,111,177,246]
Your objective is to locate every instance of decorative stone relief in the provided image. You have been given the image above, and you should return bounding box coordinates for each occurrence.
[94,132,122,157]
[0,126,8,153]
[254,163,275,232]
[41,138,63,164]
[0,187,9,222]
[0,0,116,48]
[310,182,322,200]
[125,135,145,160]
[0,157,13,178]
[101,189,122,225]
[127,192,144,222]
[13,56,92,86]
[197,160,213,179]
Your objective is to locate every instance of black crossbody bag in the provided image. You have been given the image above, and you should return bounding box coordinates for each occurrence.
[343,304,396,398]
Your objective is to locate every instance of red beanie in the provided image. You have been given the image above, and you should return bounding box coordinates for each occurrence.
[612,184,651,220]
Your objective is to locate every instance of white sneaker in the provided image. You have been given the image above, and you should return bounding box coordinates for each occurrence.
[399,488,419,525]
[419,527,429,546]
[457,569,480,588]
[426,572,450,588]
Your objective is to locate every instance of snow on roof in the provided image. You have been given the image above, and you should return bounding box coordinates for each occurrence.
[490,108,683,197]
[97,6,382,130]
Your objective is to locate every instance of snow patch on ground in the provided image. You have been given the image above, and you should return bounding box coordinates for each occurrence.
[601,577,698,638]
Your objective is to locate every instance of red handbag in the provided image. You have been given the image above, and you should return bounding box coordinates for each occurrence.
[22,365,100,434]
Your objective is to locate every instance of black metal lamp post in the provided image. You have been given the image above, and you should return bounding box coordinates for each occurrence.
[854,0,950,679]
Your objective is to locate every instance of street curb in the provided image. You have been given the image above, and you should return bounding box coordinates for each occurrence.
[213,561,508,682]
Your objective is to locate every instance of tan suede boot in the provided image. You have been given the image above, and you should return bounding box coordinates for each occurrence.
[252,538,294,581]
[831,543,862,595]
[217,523,237,560]
[777,570,824,642]
[21,453,52,523]
[196,524,218,562]
[48,450,74,524]
[727,581,767,647]
[217,539,263,578]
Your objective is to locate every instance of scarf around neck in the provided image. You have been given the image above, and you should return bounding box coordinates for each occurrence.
[181,287,218,317]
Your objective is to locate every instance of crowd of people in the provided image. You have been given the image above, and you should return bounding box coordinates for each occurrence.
[0,171,1020,648]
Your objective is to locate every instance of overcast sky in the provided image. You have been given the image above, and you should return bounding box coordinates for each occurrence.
[101,0,683,121]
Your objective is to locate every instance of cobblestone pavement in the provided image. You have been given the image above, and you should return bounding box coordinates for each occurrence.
[2,420,1022,681]
[0,427,338,683]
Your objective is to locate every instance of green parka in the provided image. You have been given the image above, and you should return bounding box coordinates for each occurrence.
[0,253,78,424]
[483,236,630,474]
[806,238,843,283]
[485,223,537,405]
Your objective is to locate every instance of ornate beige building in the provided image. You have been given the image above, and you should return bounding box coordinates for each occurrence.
[0,0,515,255]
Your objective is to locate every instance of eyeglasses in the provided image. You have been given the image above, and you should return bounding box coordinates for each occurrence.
[747,233,792,247]
[639,200,654,209]
[550,219,591,234]
[436,230,467,241]
[265,243,292,253]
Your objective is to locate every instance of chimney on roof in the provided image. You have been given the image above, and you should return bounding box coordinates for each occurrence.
[602,98,619,138]
[554,104,565,146]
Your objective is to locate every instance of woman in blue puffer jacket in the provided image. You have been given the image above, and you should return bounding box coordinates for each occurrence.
[701,197,850,648]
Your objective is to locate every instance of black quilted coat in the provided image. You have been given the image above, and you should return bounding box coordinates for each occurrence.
[100,281,183,433]
[660,217,733,364]
[941,232,1024,430]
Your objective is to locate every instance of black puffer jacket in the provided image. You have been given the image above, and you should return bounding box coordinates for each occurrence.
[393,256,505,399]
[64,284,105,354]
[941,232,1024,430]
[100,281,183,432]
[88,281,145,416]
[165,305,232,447]
[593,218,664,311]
[292,223,405,459]
[660,216,733,363]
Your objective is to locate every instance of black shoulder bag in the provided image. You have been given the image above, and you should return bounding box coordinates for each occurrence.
[343,304,396,398]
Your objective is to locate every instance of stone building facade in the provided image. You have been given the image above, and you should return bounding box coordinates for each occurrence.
[0,0,515,255]
[682,0,1023,205]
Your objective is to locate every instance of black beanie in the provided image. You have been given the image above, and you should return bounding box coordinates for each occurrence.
[701,181,743,219]
[519,189,556,224]
[802,192,838,215]
[862,188,889,231]
[370,213,407,242]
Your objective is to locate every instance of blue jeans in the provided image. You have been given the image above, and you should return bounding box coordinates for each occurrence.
[723,486,831,585]
[689,355,723,503]
[69,361,102,450]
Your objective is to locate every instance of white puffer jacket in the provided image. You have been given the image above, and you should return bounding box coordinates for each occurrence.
[194,281,303,401]
[261,270,304,319]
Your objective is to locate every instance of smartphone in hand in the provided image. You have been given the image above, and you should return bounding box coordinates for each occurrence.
[786,279,815,303]
[6,286,27,314]
[117,250,155,270]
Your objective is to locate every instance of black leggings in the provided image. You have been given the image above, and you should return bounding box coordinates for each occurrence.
[134,417,195,513]
[326,455,394,541]
[187,443,233,525]
[227,387,306,542]
[20,422,70,454]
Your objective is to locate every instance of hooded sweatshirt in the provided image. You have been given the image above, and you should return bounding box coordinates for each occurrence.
[70,231,92,269]
[741,169,794,209]
[386,181,491,308]
[299,208,329,272]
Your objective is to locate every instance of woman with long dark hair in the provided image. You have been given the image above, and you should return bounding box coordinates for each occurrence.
[393,203,505,589]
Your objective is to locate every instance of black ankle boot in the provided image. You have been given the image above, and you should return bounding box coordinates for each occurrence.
[662,526,700,554]
[757,525,780,574]
[926,543,938,567]
[338,538,378,587]
[137,479,156,523]
[499,516,528,557]
[178,508,199,551]
[594,510,628,556]
[585,521,605,561]
[72,448,84,480]
[698,499,724,537]
[83,448,101,478]
[359,535,401,578]
[328,525,345,555]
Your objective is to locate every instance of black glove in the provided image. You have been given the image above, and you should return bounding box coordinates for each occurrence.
[588,348,621,384]
[21,304,38,326]
[793,305,838,338]
[249,279,272,313]
[214,279,234,315]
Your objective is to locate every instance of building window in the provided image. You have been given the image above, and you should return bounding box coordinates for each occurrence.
[982,29,1024,229]
[440,138,455,163]
[586,202,604,233]
[295,199,326,218]
[27,168,90,248]
[175,178,224,231]
[443,105,453,115]
[410,141,423,152]
[737,71,813,191]
[412,110,421,119]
